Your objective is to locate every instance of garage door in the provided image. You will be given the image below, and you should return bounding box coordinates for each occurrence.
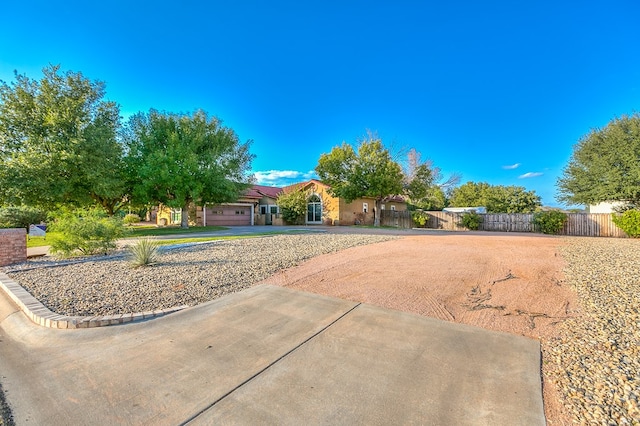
[205,205,252,226]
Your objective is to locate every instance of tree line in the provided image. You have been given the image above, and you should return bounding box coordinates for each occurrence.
[2,65,638,230]
[0,65,253,228]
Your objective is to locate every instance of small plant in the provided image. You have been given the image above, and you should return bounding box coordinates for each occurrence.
[411,210,429,228]
[123,213,141,226]
[532,211,567,235]
[460,211,481,230]
[612,209,640,238]
[128,238,161,267]
[49,208,125,257]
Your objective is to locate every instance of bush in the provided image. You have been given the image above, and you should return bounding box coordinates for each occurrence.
[460,211,481,230]
[128,238,160,267]
[277,189,309,225]
[411,210,429,228]
[532,211,567,235]
[612,209,640,238]
[49,208,126,257]
[0,206,48,230]
[123,213,141,225]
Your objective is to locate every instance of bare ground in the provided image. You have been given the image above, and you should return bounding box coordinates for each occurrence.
[260,232,577,425]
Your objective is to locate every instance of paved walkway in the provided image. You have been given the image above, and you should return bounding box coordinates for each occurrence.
[0,284,544,425]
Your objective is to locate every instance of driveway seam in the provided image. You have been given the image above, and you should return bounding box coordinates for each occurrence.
[179,302,362,426]
[0,272,188,329]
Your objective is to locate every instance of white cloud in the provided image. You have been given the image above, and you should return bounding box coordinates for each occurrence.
[502,163,521,170]
[518,172,543,179]
[253,170,317,186]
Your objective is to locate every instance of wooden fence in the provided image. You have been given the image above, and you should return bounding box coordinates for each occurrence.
[380,210,628,238]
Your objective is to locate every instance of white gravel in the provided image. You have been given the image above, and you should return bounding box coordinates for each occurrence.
[3,234,397,316]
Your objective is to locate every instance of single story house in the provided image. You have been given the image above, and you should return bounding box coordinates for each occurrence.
[156,179,406,227]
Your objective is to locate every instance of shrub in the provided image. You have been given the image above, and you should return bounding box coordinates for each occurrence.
[612,209,640,238]
[123,213,141,226]
[277,189,309,225]
[128,238,160,267]
[532,211,567,235]
[49,208,126,257]
[411,210,429,228]
[460,211,481,230]
[0,206,48,230]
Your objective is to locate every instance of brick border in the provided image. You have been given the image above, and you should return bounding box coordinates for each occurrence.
[0,272,187,329]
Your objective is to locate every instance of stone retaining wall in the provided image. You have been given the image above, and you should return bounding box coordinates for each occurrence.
[0,228,27,266]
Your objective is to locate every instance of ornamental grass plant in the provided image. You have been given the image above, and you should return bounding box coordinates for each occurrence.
[128,238,161,267]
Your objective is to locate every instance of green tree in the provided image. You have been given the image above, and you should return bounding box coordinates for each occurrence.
[0,65,127,213]
[557,113,640,208]
[124,109,254,228]
[449,182,541,213]
[276,188,309,225]
[316,135,404,226]
[448,182,491,207]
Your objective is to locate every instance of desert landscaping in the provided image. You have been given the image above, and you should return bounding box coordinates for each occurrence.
[2,230,638,424]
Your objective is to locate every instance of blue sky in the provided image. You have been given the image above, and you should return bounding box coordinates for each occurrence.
[1,1,638,207]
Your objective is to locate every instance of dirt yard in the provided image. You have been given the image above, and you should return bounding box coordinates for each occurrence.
[260,232,577,424]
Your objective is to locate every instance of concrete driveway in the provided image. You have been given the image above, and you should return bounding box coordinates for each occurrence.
[0,283,544,425]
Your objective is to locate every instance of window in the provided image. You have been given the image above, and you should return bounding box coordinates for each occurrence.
[260,205,267,215]
[391,205,396,211]
[362,202,368,213]
[235,210,245,215]
[381,204,386,210]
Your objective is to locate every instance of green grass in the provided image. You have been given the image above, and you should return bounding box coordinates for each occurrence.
[26,232,61,248]
[156,230,312,246]
[25,227,311,248]
[127,225,227,237]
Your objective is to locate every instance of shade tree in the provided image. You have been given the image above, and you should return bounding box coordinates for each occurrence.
[124,109,254,228]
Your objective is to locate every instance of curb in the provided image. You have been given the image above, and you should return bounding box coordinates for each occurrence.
[0,272,188,329]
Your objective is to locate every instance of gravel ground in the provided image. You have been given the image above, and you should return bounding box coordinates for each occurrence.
[544,238,640,425]
[2,233,639,424]
[3,234,397,316]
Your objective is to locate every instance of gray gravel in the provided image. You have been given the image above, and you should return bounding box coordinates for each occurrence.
[544,237,640,425]
[3,234,396,317]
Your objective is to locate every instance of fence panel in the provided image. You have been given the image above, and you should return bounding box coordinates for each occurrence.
[416,211,627,237]
[480,213,535,232]
[380,210,413,228]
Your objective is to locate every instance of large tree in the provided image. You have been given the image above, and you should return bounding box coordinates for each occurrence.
[557,113,640,208]
[124,109,254,228]
[0,65,126,213]
[316,135,404,226]
[449,181,541,213]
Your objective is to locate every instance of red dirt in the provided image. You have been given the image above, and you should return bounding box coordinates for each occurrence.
[260,232,576,425]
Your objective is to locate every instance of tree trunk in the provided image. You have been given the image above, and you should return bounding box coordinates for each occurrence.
[180,204,189,229]
[374,199,382,227]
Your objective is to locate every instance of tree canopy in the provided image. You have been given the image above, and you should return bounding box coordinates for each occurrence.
[124,109,254,228]
[316,135,404,226]
[557,113,640,208]
[0,65,126,213]
[449,181,541,213]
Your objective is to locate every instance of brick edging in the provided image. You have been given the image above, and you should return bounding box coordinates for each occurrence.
[0,272,187,329]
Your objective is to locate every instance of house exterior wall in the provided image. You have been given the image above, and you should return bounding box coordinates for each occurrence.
[338,197,375,225]
[307,182,339,225]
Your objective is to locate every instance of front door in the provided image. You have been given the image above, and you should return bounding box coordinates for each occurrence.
[307,195,322,224]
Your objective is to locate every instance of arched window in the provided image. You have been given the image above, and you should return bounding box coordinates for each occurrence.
[307,194,322,224]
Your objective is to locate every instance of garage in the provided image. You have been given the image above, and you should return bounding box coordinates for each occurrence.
[204,204,252,226]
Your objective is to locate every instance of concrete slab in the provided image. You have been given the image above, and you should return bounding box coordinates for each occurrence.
[0,285,544,425]
[193,303,544,425]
